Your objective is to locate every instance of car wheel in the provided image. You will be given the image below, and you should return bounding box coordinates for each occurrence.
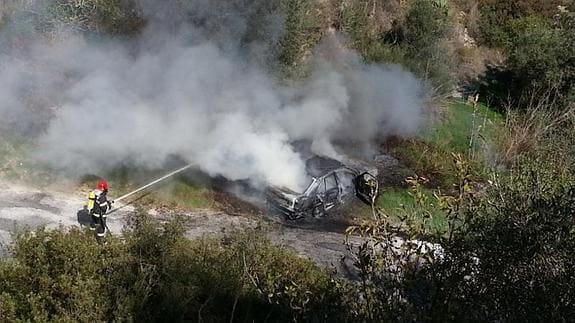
[311,204,325,218]
[286,211,306,221]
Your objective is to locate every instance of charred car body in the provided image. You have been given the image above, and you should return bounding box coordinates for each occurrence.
[266,157,379,220]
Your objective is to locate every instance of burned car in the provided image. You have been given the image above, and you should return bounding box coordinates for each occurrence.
[266,157,379,220]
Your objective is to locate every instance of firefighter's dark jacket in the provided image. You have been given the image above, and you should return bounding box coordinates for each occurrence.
[87,189,111,217]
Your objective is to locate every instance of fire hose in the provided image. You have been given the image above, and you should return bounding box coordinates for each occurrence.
[106,164,194,215]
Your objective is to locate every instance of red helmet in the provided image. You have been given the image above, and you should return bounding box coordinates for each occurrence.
[97,180,109,191]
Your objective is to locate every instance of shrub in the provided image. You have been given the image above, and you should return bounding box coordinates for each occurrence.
[349,146,575,321]
[412,158,575,321]
[335,0,454,91]
[0,227,121,321]
[392,0,454,90]
[478,0,570,47]
[278,0,325,78]
[480,14,575,110]
[46,0,143,35]
[0,212,352,321]
[402,0,450,51]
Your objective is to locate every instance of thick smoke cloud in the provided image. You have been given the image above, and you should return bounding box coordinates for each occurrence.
[0,1,426,191]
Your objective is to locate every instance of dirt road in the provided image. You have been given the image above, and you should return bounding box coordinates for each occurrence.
[0,182,131,250]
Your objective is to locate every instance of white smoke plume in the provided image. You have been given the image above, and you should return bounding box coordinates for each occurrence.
[0,1,426,192]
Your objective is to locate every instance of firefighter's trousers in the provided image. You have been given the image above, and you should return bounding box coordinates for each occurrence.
[90,207,108,242]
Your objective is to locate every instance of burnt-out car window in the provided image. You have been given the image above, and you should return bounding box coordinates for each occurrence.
[317,173,338,195]
[325,173,338,193]
[316,178,325,195]
[335,169,355,195]
[322,173,340,207]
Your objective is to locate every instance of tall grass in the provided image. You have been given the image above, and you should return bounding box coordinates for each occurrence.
[495,101,575,168]
[389,100,503,189]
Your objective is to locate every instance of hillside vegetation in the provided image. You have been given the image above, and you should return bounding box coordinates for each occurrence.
[1,0,575,321]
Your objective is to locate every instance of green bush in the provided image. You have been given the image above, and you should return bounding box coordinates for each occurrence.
[348,145,575,321]
[411,158,575,321]
[416,118,575,320]
[0,213,352,322]
[480,14,575,110]
[334,0,386,63]
[335,0,454,91]
[46,0,143,35]
[0,227,120,322]
[278,0,325,78]
[402,0,450,51]
[478,0,569,47]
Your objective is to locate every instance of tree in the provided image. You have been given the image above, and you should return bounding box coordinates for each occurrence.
[415,160,575,321]
[478,0,570,47]
[348,148,575,321]
[480,13,575,110]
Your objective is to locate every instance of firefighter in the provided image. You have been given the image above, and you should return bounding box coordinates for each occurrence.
[87,180,113,242]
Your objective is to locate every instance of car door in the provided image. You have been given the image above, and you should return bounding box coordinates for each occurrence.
[335,169,356,202]
[355,172,379,205]
[317,173,339,211]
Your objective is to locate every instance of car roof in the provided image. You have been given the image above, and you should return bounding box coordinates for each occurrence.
[305,156,345,178]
